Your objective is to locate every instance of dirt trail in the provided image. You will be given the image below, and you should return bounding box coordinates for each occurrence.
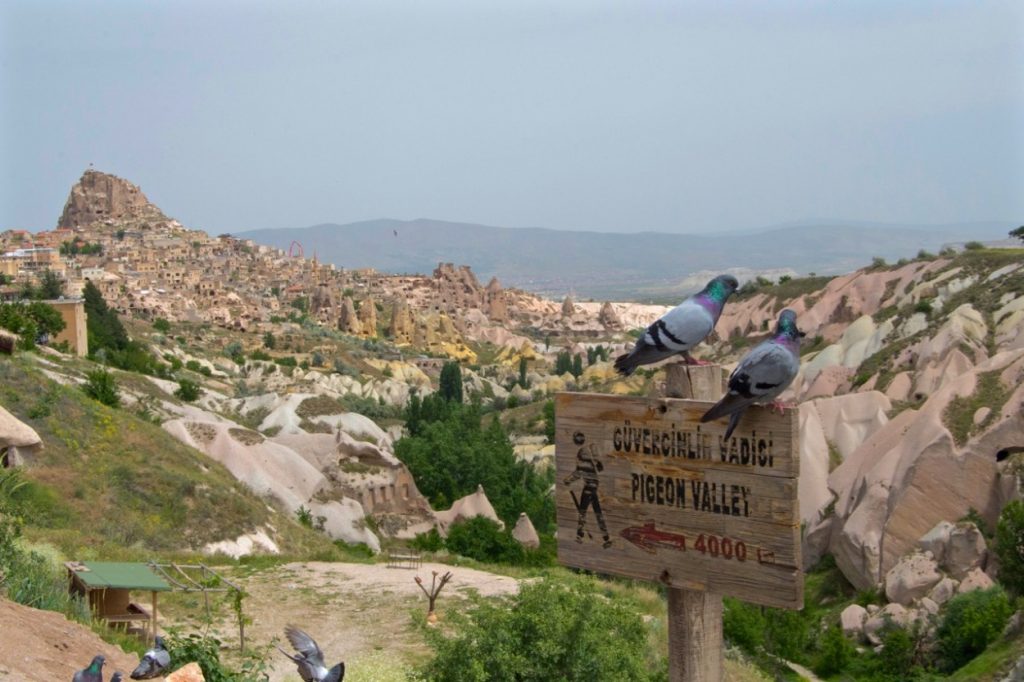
[212,560,521,681]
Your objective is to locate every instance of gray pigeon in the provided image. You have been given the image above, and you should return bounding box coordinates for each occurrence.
[614,274,739,376]
[130,636,170,680]
[72,655,104,682]
[277,625,345,682]
[700,308,803,439]
[111,674,124,682]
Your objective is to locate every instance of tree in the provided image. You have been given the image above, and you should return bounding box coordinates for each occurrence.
[152,318,171,334]
[994,500,1024,595]
[439,362,463,403]
[1010,226,1024,242]
[443,517,524,564]
[421,576,658,682]
[517,356,529,389]
[37,270,64,299]
[571,353,583,378]
[83,281,128,353]
[262,332,276,350]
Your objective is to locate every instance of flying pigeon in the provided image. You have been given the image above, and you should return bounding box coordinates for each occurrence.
[72,655,104,682]
[614,274,739,376]
[277,625,345,682]
[700,308,804,440]
[130,636,170,680]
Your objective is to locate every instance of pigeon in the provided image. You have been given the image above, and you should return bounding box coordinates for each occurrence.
[130,636,170,680]
[111,674,124,682]
[277,625,345,682]
[700,308,804,440]
[614,274,739,376]
[72,655,104,682]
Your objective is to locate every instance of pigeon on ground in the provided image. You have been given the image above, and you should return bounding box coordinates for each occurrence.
[700,308,804,440]
[130,636,170,680]
[614,274,739,376]
[277,625,345,682]
[111,674,124,682]
[72,655,104,682]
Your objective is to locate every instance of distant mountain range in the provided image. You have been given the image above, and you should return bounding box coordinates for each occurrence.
[238,219,1013,300]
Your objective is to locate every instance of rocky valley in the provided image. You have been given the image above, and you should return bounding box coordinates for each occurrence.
[2,170,1024,681]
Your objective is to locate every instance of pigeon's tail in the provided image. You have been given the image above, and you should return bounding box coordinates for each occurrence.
[614,340,676,377]
[700,394,751,440]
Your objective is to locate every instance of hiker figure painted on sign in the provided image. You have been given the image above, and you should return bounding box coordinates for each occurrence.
[564,431,612,549]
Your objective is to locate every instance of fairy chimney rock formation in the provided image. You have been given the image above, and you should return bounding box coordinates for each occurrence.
[58,169,168,230]
[512,512,540,548]
[598,301,623,330]
[485,277,508,321]
[358,296,379,337]
[337,297,362,335]
[561,296,575,318]
[389,300,415,344]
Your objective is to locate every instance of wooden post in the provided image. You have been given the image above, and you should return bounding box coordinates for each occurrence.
[664,363,725,682]
[150,590,158,643]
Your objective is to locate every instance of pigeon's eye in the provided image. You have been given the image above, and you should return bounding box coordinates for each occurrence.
[798,331,807,338]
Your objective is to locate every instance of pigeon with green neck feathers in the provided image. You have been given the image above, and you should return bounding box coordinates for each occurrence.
[614,274,739,376]
[72,655,104,682]
[700,308,804,439]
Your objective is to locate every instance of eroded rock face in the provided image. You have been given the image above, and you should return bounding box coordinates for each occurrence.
[840,604,868,637]
[958,567,995,594]
[435,484,504,533]
[58,169,167,229]
[885,552,942,605]
[826,350,1024,591]
[338,297,362,335]
[598,301,623,330]
[945,522,988,579]
[0,404,43,467]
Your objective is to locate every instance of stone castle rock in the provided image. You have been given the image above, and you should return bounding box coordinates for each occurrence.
[58,169,168,230]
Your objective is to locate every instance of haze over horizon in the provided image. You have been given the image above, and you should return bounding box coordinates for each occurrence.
[2,1,1022,236]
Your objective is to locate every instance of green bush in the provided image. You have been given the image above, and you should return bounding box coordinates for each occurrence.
[174,378,203,403]
[83,368,121,407]
[936,587,1012,672]
[420,576,660,681]
[153,318,171,333]
[410,527,444,552]
[443,517,524,564]
[814,624,854,677]
[995,500,1024,595]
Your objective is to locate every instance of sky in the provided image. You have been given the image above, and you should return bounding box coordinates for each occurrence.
[1,0,1022,235]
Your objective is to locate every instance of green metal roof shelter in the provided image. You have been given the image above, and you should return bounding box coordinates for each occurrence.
[66,561,171,641]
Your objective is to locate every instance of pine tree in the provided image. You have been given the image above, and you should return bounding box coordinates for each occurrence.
[518,356,529,389]
[571,354,583,378]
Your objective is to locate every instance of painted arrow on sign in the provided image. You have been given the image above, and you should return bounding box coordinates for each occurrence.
[620,522,688,554]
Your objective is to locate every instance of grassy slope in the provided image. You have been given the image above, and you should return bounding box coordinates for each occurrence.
[0,353,327,560]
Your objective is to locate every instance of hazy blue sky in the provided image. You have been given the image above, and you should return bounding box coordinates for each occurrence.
[2,1,1022,234]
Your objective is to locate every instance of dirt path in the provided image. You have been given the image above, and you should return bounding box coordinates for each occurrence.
[206,561,522,681]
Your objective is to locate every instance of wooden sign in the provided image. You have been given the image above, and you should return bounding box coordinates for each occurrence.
[555,391,803,609]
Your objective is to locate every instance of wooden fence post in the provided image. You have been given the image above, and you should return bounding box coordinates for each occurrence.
[664,363,725,682]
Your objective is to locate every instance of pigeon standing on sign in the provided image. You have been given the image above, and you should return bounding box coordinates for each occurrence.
[700,308,804,440]
[277,625,345,682]
[130,636,170,679]
[72,655,104,682]
[614,274,739,376]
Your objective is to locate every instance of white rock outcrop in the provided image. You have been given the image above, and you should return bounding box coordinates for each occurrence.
[840,604,868,637]
[884,552,942,606]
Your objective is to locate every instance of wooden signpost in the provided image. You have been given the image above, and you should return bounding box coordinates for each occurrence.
[556,364,802,681]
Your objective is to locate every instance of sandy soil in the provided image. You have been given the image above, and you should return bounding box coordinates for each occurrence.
[0,597,157,681]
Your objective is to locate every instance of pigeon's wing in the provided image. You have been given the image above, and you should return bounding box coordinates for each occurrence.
[701,342,797,424]
[324,662,346,682]
[653,300,715,350]
[615,301,713,376]
[72,671,85,682]
[153,648,171,669]
[285,626,327,669]
[130,655,159,680]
